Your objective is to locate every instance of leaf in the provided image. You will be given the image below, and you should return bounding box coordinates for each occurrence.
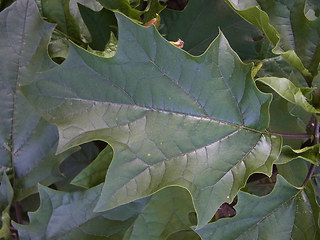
[87,32,118,58]
[277,159,309,187]
[71,145,113,189]
[160,0,267,59]
[123,187,195,240]
[0,0,75,200]
[276,145,319,165]
[14,185,195,240]
[195,176,320,240]
[21,13,281,228]
[0,173,13,239]
[78,4,117,51]
[97,0,165,23]
[226,0,320,80]
[256,77,318,113]
[14,184,149,240]
[41,0,84,45]
[167,230,201,240]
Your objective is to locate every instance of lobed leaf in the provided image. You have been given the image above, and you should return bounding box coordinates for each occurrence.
[14,185,196,240]
[160,0,267,59]
[0,0,75,200]
[196,176,320,240]
[21,12,281,228]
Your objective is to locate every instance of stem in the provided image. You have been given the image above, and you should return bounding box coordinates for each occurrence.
[267,132,311,139]
[301,119,319,187]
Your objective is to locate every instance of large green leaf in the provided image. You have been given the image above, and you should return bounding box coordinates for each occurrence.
[0,173,13,239]
[226,0,320,80]
[160,0,268,59]
[0,0,75,200]
[14,185,195,240]
[21,13,281,227]
[196,176,320,240]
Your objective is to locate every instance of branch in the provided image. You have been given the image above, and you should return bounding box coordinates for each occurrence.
[301,120,319,187]
[267,132,311,139]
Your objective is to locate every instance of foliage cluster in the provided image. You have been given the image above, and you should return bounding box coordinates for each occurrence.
[1,0,320,239]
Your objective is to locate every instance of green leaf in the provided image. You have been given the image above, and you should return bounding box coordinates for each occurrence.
[0,173,13,239]
[167,230,201,240]
[257,77,318,113]
[14,184,149,240]
[78,4,117,51]
[41,0,84,45]
[277,159,309,187]
[123,187,195,240]
[97,0,165,23]
[276,145,319,165]
[0,0,75,200]
[226,0,320,80]
[21,13,281,228]
[195,176,320,240]
[160,0,268,59]
[14,185,196,240]
[87,32,118,58]
[71,145,113,189]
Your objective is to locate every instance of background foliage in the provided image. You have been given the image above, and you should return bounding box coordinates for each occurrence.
[1,0,320,239]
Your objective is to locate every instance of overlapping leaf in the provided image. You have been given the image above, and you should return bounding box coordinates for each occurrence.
[14,185,195,240]
[22,12,282,227]
[0,0,75,200]
[196,176,320,240]
[160,0,268,59]
[0,173,13,239]
[226,0,320,80]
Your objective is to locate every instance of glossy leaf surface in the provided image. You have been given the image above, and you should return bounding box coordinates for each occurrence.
[22,13,281,227]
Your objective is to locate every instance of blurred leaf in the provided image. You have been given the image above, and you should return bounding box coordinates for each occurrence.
[78,4,117,51]
[0,0,75,201]
[226,0,320,81]
[21,13,281,228]
[0,173,13,239]
[277,159,309,187]
[167,230,201,240]
[276,145,319,165]
[196,176,320,240]
[71,145,113,189]
[257,77,318,113]
[97,0,165,23]
[160,0,268,59]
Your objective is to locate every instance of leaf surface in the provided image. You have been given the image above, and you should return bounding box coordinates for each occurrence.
[21,13,281,227]
[196,176,320,240]
[0,0,75,200]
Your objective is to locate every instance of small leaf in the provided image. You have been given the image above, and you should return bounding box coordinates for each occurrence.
[71,145,113,188]
[0,173,13,239]
[276,145,319,165]
[195,176,320,240]
[78,3,117,51]
[257,77,318,113]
